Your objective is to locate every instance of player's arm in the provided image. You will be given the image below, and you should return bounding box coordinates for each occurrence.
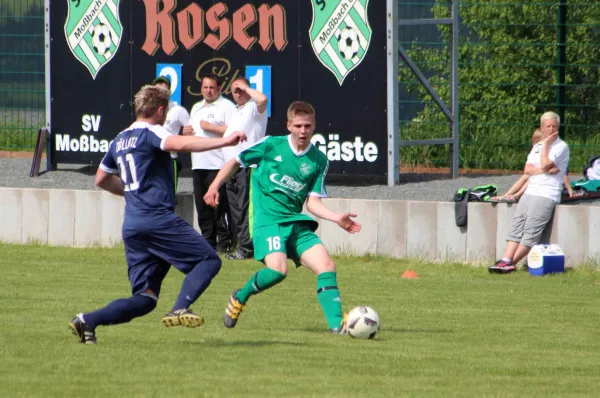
[200,120,227,136]
[306,196,361,234]
[183,102,202,136]
[96,143,124,196]
[95,168,124,196]
[563,174,574,197]
[539,146,556,172]
[205,136,271,207]
[178,107,190,132]
[524,163,544,176]
[511,179,529,200]
[204,158,242,207]
[234,80,268,114]
[504,174,529,196]
[162,133,245,153]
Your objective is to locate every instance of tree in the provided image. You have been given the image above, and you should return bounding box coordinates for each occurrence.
[398,0,600,171]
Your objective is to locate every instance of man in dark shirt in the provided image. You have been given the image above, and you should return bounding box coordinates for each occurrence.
[69,85,246,344]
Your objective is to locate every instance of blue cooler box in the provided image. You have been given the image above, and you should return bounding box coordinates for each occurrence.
[527,244,565,276]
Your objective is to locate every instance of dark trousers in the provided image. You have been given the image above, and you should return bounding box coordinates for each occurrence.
[226,168,253,253]
[192,169,231,250]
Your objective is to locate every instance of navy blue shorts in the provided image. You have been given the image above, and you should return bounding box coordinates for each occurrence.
[123,215,218,298]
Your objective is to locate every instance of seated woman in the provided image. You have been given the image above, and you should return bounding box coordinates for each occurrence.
[491,129,573,203]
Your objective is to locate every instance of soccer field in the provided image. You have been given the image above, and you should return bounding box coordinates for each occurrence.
[1,244,600,397]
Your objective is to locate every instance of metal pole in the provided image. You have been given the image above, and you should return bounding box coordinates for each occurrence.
[557,0,567,137]
[450,0,459,178]
[386,0,399,186]
[45,0,55,171]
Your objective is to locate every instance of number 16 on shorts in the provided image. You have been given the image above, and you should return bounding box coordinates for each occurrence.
[246,65,271,117]
[267,236,281,251]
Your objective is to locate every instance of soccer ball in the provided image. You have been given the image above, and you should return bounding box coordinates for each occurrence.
[337,27,360,60]
[346,306,380,339]
[92,23,113,56]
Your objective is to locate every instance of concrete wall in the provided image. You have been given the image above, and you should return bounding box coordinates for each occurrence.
[1,187,598,266]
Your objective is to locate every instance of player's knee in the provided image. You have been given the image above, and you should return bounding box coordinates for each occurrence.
[132,294,157,319]
[321,258,336,273]
[268,261,288,276]
[143,298,158,314]
[205,255,222,278]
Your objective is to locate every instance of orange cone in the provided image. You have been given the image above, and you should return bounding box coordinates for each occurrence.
[401,270,419,279]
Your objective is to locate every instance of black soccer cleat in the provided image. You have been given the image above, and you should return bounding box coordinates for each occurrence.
[69,314,97,344]
[224,289,246,328]
[161,309,204,328]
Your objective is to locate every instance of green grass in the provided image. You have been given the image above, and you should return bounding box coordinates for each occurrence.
[2,244,600,397]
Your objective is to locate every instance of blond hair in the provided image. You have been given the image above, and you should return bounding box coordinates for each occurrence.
[531,129,543,145]
[540,111,560,125]
[134,85,170,118]
[287,101,315,121]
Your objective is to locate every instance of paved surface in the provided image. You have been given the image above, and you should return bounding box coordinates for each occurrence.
[2,157,598,205]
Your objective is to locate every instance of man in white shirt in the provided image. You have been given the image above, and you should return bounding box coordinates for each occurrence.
[183,74,236,252]
[153,76,190,189]
[220,77,269,260]
[490,111,570,274]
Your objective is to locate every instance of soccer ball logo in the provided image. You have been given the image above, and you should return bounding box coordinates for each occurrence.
[91,23,113,57]
[337,27,360,60]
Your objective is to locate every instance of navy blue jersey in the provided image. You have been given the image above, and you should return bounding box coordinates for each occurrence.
[100,122,175,237]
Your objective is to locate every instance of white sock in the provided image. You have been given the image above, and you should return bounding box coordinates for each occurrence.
[501,258,512,263]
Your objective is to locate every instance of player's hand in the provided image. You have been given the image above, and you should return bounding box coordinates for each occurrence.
[542,132,559,146]
[231,80,250,93]
[224,131,247,146]
[204,186,220,208]
[548,167,560,174]
[337,213,361,234]
[182,125,194,136]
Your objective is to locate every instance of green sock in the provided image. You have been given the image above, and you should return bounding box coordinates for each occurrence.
[316,272,343,329]
[235,268,286,304]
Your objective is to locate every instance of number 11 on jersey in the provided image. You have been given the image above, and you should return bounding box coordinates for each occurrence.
[116,154,140,191]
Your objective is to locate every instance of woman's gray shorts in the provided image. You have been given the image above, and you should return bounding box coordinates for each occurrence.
[507,194,557,247]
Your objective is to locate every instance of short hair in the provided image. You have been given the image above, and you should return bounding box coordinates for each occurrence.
[287,101,315,121]
[531,129,543,145]
[540,111,560,125]
[201,73,222,87]
[232,76,251,86]
[152,76,171,89]
[134,85,170,118]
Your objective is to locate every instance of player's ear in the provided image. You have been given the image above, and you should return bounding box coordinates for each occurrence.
[286,121,292,132]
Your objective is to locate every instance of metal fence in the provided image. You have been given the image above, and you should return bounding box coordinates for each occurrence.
[398,0,600,173]
[0,0,45,151]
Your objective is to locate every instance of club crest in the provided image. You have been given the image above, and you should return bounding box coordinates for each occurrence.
[300,162,312,176]
[309,0,372,85]
[64,0,123,79]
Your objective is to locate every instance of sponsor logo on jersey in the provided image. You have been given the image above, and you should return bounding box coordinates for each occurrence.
[269,174,306,193]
